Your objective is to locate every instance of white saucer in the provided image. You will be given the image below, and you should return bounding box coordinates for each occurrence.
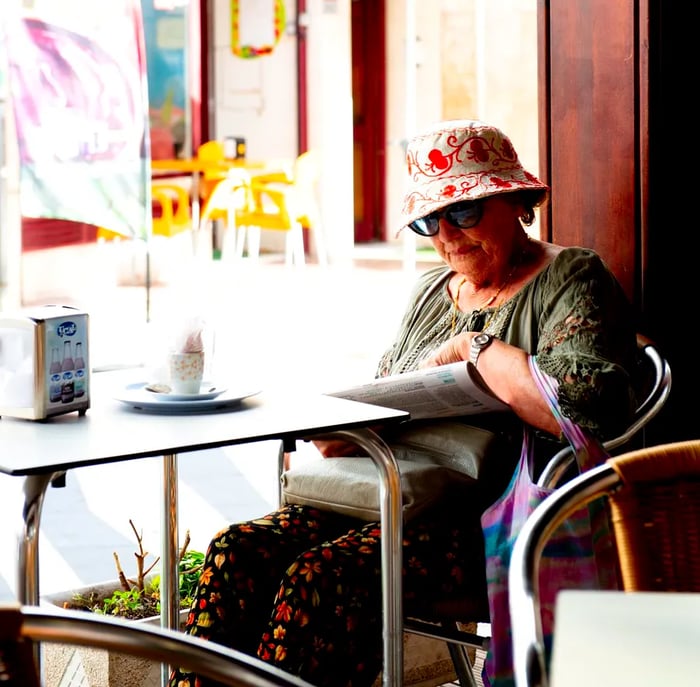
[143,382,228,402]
[114,382,260,413]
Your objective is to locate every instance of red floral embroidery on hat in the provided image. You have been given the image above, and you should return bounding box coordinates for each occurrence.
[468,139,491,163]
[399,121,548,233]
[489,176,515,190]
[500,138,516,160]
[427,148,449,171]
[442,184,458,198]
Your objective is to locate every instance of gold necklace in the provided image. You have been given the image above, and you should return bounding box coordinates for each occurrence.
[450,260,520,335]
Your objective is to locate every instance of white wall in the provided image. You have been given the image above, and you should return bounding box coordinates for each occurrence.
[303,0,354,265]
[211,0,354,263]
[212,0,299,161]
[384,0,539,252]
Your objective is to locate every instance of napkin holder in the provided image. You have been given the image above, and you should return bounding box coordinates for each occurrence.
[0,305,90,420]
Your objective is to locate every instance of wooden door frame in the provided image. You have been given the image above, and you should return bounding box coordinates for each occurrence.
[351,0,386,242]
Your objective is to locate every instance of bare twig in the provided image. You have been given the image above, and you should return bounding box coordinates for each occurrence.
[113,552,131,592]
[111,521,185,594]
[128,519,154,590]
[178,529,191,562]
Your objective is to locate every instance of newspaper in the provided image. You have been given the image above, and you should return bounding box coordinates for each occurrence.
[325,362,509,420]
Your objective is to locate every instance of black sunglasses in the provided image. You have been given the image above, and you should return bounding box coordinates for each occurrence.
[408,199,484,236]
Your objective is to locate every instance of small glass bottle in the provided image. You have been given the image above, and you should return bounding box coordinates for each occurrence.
[73,342,86,398]
[61,340,75,404]
[49,346,62,403]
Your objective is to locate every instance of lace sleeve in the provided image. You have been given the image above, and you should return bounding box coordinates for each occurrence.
[534,249,639,439]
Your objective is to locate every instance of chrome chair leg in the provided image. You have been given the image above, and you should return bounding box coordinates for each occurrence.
[447,642,480,687]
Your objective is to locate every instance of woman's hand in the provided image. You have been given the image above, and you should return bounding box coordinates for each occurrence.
[418,333,474,368]
[310,423,384,458]
[419,334,562,436]
[311,439,367,458]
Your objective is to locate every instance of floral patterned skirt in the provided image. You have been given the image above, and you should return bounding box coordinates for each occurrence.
[168,499,487,687]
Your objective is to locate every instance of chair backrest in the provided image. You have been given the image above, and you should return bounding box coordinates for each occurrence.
[291,149,322,226]
[0,603,312,687]
[199,169,252,228]
[240,150,327,264]
[197,140,225,165]
[244,182,293,231]
[609,442,700,590]
[197,140,229,201]
[509,438,700,687]
[242,150,322,230]
[537,335,672,488]
[97,184,192,242]
[151,182,192,237]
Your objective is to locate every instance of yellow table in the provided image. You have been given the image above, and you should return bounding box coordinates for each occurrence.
[151,157,268,174]
[151,158,283,249]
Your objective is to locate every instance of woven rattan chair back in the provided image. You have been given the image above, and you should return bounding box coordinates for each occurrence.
[608,441,700,591]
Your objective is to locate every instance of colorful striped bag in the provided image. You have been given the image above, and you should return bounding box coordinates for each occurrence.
[480,356,619,687]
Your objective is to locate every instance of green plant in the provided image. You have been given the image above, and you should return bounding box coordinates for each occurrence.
[67,520,204,620]
[174,548,206,601]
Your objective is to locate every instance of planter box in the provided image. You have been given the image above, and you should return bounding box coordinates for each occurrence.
[42,580,189,687]
[42,581,466,687]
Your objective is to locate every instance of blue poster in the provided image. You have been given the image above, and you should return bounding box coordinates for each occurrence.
[141,0,188,159]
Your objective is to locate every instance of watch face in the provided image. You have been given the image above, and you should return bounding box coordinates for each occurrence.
[474,333,492,347]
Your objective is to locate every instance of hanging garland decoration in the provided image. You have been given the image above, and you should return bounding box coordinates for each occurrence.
[231,0,286,59]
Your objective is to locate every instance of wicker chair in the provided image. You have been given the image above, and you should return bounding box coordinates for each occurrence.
[508,438,700,687]
[0,603,312,687]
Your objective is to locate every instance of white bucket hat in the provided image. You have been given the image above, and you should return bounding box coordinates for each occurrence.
[399,119,549,232]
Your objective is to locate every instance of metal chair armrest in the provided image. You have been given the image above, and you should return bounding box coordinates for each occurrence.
[3,603,312,687]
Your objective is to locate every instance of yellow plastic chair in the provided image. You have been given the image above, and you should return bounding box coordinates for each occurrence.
[236,150,328,266]
[150,182,192,237]
[96,183,192,241]
[197,140,228,204]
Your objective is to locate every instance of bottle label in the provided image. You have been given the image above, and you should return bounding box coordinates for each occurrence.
[74,368,86,397]
[44,313,88,408]
[61,371,75,403]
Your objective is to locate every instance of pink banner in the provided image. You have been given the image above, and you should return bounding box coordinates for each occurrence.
[4,0,150,238]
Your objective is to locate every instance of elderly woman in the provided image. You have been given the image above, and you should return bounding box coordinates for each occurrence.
[169,120,639,687]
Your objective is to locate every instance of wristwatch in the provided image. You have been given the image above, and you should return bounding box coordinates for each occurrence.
[470,333,493,367]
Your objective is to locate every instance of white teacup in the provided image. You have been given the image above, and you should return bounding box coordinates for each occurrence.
[168,351,205,394]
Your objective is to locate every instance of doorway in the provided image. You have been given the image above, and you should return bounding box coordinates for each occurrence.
[351,0,386,242]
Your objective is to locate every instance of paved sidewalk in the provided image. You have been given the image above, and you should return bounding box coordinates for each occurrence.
[0,253,432,601]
